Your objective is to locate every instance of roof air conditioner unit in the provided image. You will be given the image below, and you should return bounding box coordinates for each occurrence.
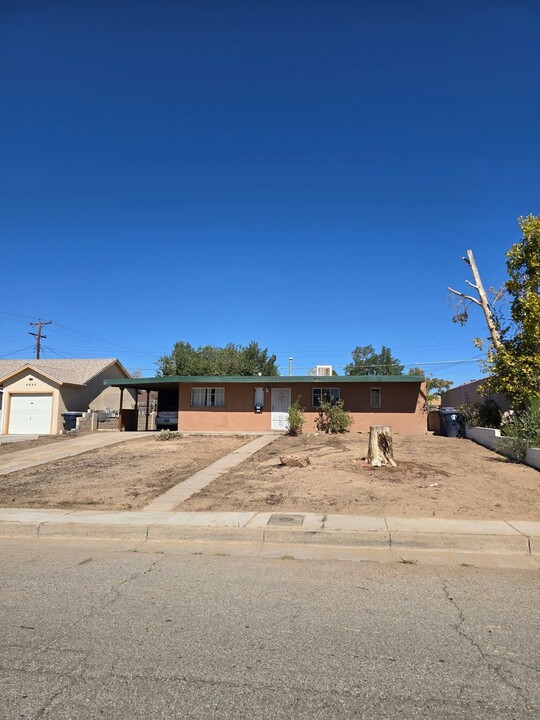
[315,365,333,376]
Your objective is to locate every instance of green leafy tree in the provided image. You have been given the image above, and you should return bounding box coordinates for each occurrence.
[157,341,279,376]
[344,345,404,376]
[483,215,540,408]
[407,367,453,403]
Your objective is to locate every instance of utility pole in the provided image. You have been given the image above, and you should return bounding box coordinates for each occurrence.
[448,250,502,349]
[29,320,52,359]
[288,357,293,376]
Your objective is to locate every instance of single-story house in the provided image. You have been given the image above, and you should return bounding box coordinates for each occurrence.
[441,379,511,412]
[0,359,135,435]
[105,374,427,434]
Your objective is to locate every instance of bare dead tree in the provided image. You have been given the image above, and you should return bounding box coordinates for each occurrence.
[448,250,502,349]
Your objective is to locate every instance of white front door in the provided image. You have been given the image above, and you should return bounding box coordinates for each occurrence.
[8,394,53,434]
[271,388,291,431]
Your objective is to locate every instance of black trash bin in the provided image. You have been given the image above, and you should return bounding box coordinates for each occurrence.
[439,410,464,438]
[61,412,83,431]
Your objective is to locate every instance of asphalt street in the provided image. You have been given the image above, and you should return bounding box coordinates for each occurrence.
[1,538,539,719]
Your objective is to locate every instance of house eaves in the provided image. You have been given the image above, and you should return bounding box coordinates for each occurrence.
[105,374,425,389]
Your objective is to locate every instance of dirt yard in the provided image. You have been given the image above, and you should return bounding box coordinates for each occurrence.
[178,432,540,520]
[0,435,250,510]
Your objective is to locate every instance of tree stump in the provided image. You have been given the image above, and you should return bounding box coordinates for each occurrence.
[367,425,397,467]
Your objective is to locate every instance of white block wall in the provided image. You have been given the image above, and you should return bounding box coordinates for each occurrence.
[465,425,501,451]
[465,424,540,471]
[525,447,540,470]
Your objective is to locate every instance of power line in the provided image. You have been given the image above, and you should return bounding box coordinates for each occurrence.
[40,345,69,359]
[0,311,43,323]
[53,322,153,356]
[0,345,35,358]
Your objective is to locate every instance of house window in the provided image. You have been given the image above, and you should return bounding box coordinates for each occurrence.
[370,388,381,409]
[191,387,225,408]
[312,387,340,408]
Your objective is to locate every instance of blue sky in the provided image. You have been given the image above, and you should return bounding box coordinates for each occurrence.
[1,1,539,383]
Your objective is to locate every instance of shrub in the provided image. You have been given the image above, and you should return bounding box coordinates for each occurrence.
[498,395,540,461]
[459,398,502,429]
[287,398,306,436]
[498,436,530,462]
[156,429,181,441]
[315,398,352,434]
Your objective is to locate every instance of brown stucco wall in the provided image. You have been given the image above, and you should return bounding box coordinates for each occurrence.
[177,381,427,434]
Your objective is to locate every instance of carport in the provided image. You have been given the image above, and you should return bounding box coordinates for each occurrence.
[105,376,180,431]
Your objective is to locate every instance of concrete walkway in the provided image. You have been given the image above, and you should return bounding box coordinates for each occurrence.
[0,434,39,445]
[0,508,538,569]
[0,432,155,475]
[144,433,279,511]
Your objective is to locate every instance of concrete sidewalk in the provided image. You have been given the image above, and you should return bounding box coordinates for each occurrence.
[0,432,155,475]
[1,508,538,569]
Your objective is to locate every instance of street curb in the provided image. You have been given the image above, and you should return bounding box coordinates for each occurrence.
[0,510,538,569]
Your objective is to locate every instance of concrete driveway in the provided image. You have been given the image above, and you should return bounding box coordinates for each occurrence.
[0,432,155,475]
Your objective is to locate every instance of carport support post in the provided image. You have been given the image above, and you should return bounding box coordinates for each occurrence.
[145,391,150,431]
[133,388,138,431]
[118,388,124,431]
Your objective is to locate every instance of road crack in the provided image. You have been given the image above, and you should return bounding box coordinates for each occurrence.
[29,555,165,717]
[441,579,528,701]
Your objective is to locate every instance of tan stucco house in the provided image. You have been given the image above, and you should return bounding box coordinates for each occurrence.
[0,359,135,435]
[106,374,428,434]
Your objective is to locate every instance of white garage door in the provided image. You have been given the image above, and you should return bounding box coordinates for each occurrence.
[8,394,53,434]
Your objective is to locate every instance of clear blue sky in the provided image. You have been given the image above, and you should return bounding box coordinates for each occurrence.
[1,1,539,383]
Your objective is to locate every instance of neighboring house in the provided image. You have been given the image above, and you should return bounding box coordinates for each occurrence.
[105,374,428,434]
[0,359,135,435]
[441,379,511,412]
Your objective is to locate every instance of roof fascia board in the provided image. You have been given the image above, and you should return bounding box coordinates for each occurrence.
[0,364,65,386]
[105,375,425,387]
[83,359,130,386]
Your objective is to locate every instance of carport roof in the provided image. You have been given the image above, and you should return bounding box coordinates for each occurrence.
[105,374,425,391]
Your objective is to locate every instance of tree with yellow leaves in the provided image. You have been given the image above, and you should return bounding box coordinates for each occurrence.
[485,215,540,408]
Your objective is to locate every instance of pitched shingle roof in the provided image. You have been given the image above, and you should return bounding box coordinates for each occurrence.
[0,359,128,386]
